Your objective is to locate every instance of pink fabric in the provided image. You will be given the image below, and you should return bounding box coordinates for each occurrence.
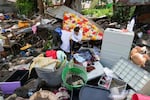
[147,30,150,34]
[45,50,57,59]
[32,25,37,34]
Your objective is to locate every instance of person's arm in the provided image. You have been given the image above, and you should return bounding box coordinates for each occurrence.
[71,32,79,42]
[78,31,83,41]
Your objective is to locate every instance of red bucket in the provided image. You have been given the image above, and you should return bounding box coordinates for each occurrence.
[132,93,150,100]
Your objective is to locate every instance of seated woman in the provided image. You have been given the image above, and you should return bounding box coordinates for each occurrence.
[70,26,83,53]
[60,26,83,54]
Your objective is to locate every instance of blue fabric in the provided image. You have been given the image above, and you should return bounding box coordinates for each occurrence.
[4,15,10,20]
[54,27,62,36]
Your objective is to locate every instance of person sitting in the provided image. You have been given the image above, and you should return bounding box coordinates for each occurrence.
[70,26,83,53]
[60,27,83,54]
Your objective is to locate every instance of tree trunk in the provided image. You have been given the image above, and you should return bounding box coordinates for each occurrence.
[37,0,44,15]
[64,0,82,13]
[64,0,72,8]
[90,0,99,9]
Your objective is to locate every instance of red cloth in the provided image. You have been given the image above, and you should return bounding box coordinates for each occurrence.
[45,50,57,59]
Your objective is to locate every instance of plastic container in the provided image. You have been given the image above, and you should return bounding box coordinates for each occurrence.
[35,60,67,87]
[0,70,28,94]
[79,85,111,100]
[98,74,126,91]
[132,93,150,100]
[5,70,29,86]
[71,89,80,100]
[0,81,21,94]
[62,64,87,90]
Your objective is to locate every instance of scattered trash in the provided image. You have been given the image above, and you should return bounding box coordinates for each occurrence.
[1,2,150,100]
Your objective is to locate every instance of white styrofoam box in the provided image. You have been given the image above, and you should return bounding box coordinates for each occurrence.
[101,41,132,54]
[87,61,104,81]
[100,28,134,68]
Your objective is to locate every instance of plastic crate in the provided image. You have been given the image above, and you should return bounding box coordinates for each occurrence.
[0,70,29,94]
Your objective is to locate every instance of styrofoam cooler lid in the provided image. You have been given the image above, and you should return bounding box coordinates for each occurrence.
[79,85,111,100]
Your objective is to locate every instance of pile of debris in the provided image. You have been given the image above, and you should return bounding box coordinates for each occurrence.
[0,3,150,100]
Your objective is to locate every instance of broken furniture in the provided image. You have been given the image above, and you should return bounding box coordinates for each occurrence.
[100,28,134,68]
[2,31,17,54]
[112,57,150,95]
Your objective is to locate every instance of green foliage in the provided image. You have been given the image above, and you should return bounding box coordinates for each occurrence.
[43,33,53,51]
[90,0,99,9]
[81,6,113,18]
[112,3,136,23]
[43,40,52,50]
[16,0,34,16]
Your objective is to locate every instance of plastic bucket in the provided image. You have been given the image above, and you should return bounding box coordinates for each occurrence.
[132,93,150,100]
[35,60,67,87]
[62,64,87,90]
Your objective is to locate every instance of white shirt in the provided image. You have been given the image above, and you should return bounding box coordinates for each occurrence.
[71,31,82,42]
[60,30,72,53]
[60,30,83,53]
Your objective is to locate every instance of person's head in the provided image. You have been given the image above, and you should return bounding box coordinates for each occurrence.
[74,26,80,35]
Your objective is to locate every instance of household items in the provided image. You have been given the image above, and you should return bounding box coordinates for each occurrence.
[0,13,4,20]
[71,89,80,100]
[98,74,127,90]
[45,50,57,59]
[18,21,30,28]
[55,87,70,100]
[56,50,67,61]
[75,49,93,62]
[130,46,150,67]
[86,66,95,72]
[100,28,134,68]
[112,57,150,95]
[86,61,104,81]
[109,87,128,100]
[79,85,111,100]
[132,93,150,100]
[29,90,58,100]
[0,70,29,94]
[62,62,87,90]
[92,46,101,61]
[20,43,32,51]
[35,59,67,87]
[29,56,60,72]
[0,81,20,94]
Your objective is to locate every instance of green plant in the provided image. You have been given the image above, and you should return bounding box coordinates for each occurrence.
[81,7,113,18]
[112,3,136,23]
[43,40,52,50]
[16,0,34,16]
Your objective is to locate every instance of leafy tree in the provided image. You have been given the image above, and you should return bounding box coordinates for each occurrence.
[16,0,36,16]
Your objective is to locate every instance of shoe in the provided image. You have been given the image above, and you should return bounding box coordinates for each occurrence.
[20,43,32,50]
